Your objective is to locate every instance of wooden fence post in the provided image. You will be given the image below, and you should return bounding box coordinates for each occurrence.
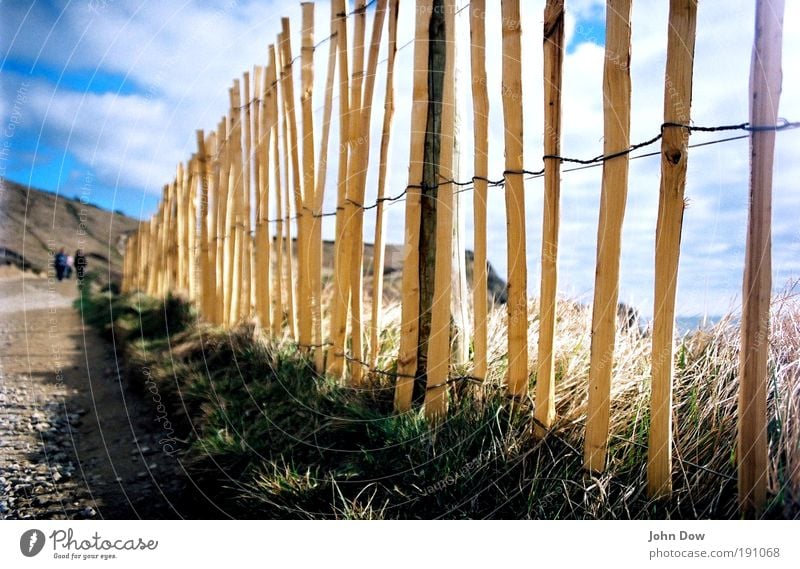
[312,0,339,373]
[255,64,273,332]
[327,0,352,378]
[216,118,231,326]
[424,0,457,422]
[739,0,784,516]
[535,0,565,436]
[470,0,488,383]
[280,18,309,346]
[648,0,698,498]
[394,0,432,411]
[241,71,253,320]
[584,0,633,473]
[266,47,284,336]
[501,0,528,399]
[370,0,400,370]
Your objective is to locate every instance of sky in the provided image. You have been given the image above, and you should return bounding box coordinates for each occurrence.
[1,0,798,318]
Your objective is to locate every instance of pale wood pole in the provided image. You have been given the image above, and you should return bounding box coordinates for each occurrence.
[204,131,220,321]
[470,0,489,383]
[277,37,297,340]
[300,4,317,354]
[647,0,698,499]
[394,0,432,411]
[216,118,232,326]
[370,0,400,370]
[255,64,273,332]
[175,162,187,294]
[312,0,339,373]
[166,180,177,294]
[739,0,784,516]
[241,71,253,320]
[535,0,565,436]
[326,0,352,378]
[147,205,161,295]
[268,47,285,337]
[346,0,389,385]
[224,106,240,327]
[501,0,528,399]
[189,155,200,301]
[280,19,309,346]
[196,130,210,318]
[228,79,245,324]
[584,0,633,473]
[424,0,457,422]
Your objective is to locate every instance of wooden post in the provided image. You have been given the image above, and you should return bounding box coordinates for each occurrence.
[228,83,245,326]
[280,19,309,346]
[584,0,633,473]
[424,0,456,422]
[346,0,389,385]
[196,130,210,318]
[501,0,528,398]
[267,46,284,337]
[255,64,273,332]
[300,3,319,362]
[394,0,431,411]
[327,0,352,378]
[241,71,253,320]
[648,0,698,498]
[312,1,340,373]
[470,0,488,383]
[370,0,399,370]
[535,0,565,436]
[739,0,784,515]
[204,131,219,322]
[216,118,231,326]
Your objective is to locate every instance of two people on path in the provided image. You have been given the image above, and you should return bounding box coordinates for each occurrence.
[54,248,87,282]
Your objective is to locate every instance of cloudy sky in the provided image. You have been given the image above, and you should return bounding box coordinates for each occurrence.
[1,0,798,318]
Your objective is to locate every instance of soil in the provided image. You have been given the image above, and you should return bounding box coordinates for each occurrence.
[0,267,193,519]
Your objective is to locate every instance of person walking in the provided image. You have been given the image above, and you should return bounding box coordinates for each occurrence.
[74,249,87,283]
[54,248,67,281]
[65,254,74,279]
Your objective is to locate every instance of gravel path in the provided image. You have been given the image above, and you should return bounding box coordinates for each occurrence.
[0,268,190,519]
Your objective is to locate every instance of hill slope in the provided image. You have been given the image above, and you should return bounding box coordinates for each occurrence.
[0,178,139,283]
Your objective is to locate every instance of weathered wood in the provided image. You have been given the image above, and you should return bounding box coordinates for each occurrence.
[535,0,565,436]
[255,64,272,331]
[424,0,456,422]
[648,0,698,498]
[216,118,231,326]
[241,71,253,320]
[584,0,633,472]
[394,0,432,412]
[370,0,399,370]
[347,0,389,385]
[312,1,339,373]
[501,0,528,398]
[228,82,245,326]
[326,0,352,378]
[470,0,489,383]
[196,130,211,318]
[267,47,283,337]
[278,40,296,339]
[300,3,319,363]
[739,0,784,516]
[280,18,309,346]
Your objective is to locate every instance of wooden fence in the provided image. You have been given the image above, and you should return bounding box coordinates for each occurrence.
[121,0,786,515]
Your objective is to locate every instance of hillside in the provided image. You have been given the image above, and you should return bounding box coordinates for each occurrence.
[0,177,139,283]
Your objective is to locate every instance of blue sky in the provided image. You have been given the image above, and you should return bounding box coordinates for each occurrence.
[1,0,799,317]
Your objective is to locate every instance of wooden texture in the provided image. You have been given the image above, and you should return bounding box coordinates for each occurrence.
[229,82,246,325]
[267,47,283,336]
[255,64,272,331]
[326,0,352,377]
[394,0,432,412]
[739,0,784,515]
[241,71,253,320]
[470,0,488,382]
[535,0,564,435]
[216,118,231,326]
[312,1,339,373]
[196,130,212,318]
[501,0,528,398]
[278,41,297,339]
[423,0,456,422]
[280,18,309,346]
[370,0,399,369]
[648,0,697,498]
[584,0,633,472]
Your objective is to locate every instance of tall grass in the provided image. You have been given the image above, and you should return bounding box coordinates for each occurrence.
[83,283,800,519]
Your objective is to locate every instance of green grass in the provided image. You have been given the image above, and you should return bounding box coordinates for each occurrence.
[77,285,800,519]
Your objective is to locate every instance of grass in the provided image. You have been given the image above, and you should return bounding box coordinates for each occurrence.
[78,283,800,519]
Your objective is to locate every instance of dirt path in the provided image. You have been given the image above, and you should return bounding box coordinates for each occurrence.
[0,267,190,519]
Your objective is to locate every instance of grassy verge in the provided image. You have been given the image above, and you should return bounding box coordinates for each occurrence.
[77,286,800,519]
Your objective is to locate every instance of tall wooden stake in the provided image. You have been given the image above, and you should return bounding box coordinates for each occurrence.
[739,0,784,516]
[535,0,565,436]
[584,0,633,472]
[648,0,698,498]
